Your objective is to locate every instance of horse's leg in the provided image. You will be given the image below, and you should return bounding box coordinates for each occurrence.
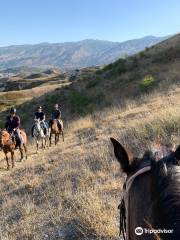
[5,153,10,170]
[62,130,64,142]
[49,133,52,147]
[45,136,48,148]
[19,147,23,161]
[11,151,15,168]
[44,137,46,149]
[23,144,27,160]
[45,137,48,149]
[36,139,39,153]
[42,138,45,149]
[55,134,57,145]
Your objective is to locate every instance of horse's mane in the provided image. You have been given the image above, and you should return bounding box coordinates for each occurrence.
[128,150,154,173]
[129,144,175,173]
[152,152,180,236]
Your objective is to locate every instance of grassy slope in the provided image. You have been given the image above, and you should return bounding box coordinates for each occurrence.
[15,34,179,120]
[0,34,180,239]
[0,87,179,240]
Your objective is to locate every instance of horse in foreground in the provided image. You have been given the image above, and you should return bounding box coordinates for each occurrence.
[32,119,50,152]
[49,119,64,146]
[111,138,180,240]
[0,129,27,170]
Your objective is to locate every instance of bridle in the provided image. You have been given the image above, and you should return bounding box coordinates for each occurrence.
[119,160,152,240]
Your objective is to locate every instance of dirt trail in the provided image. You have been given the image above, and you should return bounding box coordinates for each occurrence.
[0,134,69,178]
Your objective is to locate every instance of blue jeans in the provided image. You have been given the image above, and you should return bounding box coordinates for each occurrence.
[40,121,49,135]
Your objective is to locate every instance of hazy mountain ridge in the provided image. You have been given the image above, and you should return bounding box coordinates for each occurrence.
[0,36,168,70]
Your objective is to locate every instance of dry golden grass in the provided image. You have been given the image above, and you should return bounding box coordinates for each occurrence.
[68,116,95,132]
[0,81,71,114]
[0,85,179,239]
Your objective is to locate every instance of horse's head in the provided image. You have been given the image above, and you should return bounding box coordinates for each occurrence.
[0,129,10,150]
[111,138,180,240]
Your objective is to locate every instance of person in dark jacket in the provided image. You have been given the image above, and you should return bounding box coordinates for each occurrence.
[50,104,62,130]
[34,106,45,121]
[5,107,22,147]
[32,106,48,137]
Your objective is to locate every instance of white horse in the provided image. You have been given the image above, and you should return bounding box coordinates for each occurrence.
[32,119,50,152]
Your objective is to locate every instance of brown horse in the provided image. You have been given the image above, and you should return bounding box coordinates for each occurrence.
[111,138,180,240]
[0,129,28,170]
[49,119,64,146]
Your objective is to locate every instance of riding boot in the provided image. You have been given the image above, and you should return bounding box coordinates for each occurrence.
[15,136,20,149]
[32,125,35,137]
[44,128,47,135]
[12,135,15,143]
[57,120,61,131]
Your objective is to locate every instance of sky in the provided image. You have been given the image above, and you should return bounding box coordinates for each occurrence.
[0,0,179,46]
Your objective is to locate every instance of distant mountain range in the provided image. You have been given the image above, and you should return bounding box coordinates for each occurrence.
[0,36,169,71]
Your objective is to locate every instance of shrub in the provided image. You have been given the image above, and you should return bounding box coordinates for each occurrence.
[0,119,4,129]
[69,92,94,115]
[102,63,113,72]
[140,75,156,91]
[116,64,127,75]
[86,79,99,88]
[139,51,147,58]
[96,69,103,75]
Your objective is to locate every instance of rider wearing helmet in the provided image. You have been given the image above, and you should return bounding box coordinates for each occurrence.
[34,106,45,122]
[50,104,62,131]
[32,106,48,137]
[5,107,22,147]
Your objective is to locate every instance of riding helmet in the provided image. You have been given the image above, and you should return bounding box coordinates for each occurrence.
[10,107,16,113]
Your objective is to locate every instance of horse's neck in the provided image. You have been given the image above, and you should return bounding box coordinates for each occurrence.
[2,132,14,145]
[128,174,153,240]
[34,125,43,135]
[4,131,11,139]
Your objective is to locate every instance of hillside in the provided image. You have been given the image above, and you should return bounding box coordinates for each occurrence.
[0,68,68,92]
[0,36,168,71]
[0,34,179,127]
[0,34,179,239]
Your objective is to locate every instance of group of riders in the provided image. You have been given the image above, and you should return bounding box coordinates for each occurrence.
[4,104,62,148]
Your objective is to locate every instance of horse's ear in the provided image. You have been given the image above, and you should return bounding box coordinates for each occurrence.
[110,138,130,173]
[175,145,180,160]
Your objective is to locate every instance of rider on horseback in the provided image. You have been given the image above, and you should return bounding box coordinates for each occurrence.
[5,107,22,147]
[50,104,62,131]
[32,106,48,137]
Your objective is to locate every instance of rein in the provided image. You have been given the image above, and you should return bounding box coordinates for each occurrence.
[119,163,151,240]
